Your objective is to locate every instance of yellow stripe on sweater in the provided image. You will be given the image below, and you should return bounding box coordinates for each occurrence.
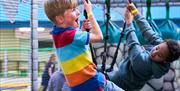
[61,50,93,74]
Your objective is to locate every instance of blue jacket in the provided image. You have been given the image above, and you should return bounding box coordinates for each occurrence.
[110,13,170,91]
[48,70,71,91]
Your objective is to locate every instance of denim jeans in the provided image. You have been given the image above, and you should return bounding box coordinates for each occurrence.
[103,80,124,91]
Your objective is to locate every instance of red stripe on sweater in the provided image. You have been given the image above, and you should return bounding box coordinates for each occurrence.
[53,30,76,48]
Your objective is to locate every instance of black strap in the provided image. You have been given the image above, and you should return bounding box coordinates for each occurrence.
[166,0,170,20]
[106,22,126,72]
[146,81,162,91]
[101,0,111,73]
[106,0,132,72]
[146,0,152,20]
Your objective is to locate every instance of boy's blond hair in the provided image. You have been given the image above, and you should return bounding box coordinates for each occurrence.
[44,0,77,23]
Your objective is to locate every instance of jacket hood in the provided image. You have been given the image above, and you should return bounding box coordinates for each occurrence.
[151,61,170,78]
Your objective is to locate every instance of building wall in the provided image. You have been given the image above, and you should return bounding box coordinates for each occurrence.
[0,29,21,61]
[0,29,55,73]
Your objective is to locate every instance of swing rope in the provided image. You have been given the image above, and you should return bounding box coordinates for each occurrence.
[84,0,97,65]
[101,0,111,74]
[105,0,132,72]
[166,0,170,20]
[106,22,126,72]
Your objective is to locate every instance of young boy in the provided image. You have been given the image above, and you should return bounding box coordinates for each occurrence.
[109,3,180,91]
[44,0,124,91]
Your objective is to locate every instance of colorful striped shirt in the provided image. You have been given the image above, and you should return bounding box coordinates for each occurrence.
[51,26,106,91]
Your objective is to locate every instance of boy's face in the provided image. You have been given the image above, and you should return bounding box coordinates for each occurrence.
[150,42,169,63]
[62,7,80,28]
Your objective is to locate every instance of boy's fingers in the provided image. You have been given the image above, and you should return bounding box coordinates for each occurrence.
[83,19,86,22]
[127,6,130,11]
[127,0,132,4]
[127,0,130,4]
[84,0,87,4]
[85,0,89,3]
[84,0,91,5]
[127,4,134,11]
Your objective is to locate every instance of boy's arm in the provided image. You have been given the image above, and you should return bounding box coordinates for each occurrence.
[127,3,163,45]
[134,14,163,45]
[125,8,146,62]
[126,24,151,77]
[47,76,54,91]
[84,0,103,43]
[125,23,146,62]
[125,8,151,77]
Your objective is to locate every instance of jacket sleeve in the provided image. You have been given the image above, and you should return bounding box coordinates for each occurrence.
[125,23,144,61]
[125,23,152,79]
[47,76,54,91]
[134,13,163,45]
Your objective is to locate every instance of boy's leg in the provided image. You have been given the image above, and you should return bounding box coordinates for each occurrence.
[62,82,71,91]
[107,70,120,85]
[42,85,47,91]
[103,80,124,91]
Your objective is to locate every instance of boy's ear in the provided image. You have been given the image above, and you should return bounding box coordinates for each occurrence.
[55,16,64,24]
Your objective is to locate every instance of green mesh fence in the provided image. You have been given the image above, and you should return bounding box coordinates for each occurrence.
[0,0,180,91]
[0,0,56,90]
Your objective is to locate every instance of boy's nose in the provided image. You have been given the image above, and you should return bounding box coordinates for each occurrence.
[152,50,158,57]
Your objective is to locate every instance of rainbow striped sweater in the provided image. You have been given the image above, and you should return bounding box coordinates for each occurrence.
[51,26,106,91]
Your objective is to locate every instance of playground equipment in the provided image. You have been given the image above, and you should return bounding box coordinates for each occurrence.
[0,0,180,91]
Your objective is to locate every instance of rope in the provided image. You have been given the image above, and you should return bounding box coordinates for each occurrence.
[146,0,152,20]
[84,0,97,65]
[106,22,126,72]
[106,0,131,72]
[166,0,170,20]
[101,0,111,73]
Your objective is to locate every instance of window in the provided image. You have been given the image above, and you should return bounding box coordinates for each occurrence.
[39,41,53,48]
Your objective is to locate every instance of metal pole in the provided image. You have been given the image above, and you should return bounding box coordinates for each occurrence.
[4,49,8,77]
[31,0,38,91]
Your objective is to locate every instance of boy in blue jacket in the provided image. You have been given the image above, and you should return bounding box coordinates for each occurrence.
[109,3,180,91]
